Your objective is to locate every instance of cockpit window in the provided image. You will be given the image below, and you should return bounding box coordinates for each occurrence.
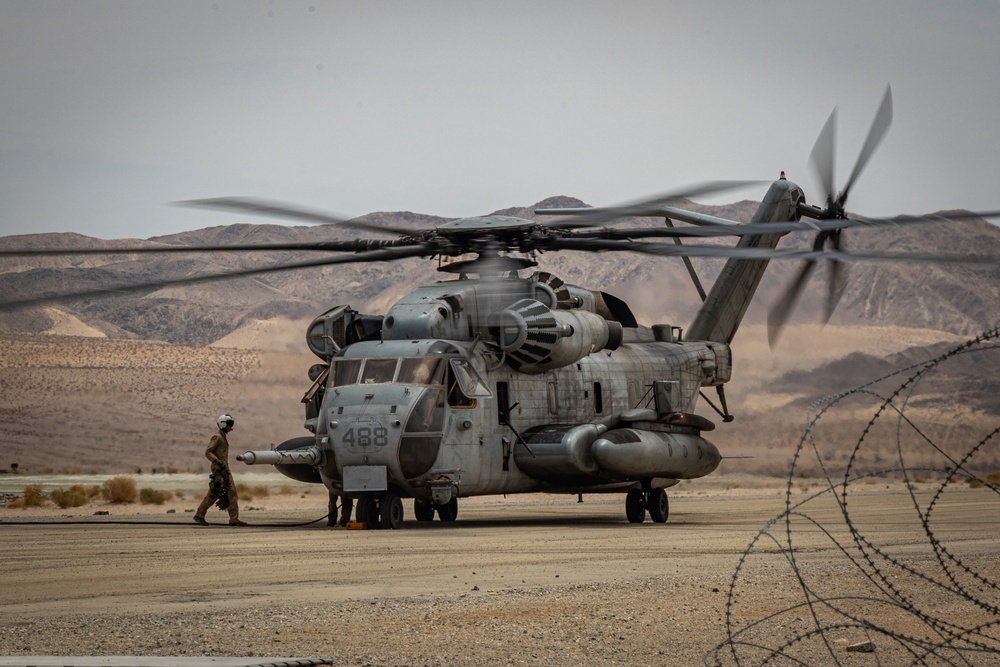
[360,358,398,384]
[330,359,361,386]
[398,358,446,385]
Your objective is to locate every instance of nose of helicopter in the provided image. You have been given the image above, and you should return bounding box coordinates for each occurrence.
[323,384,444,486]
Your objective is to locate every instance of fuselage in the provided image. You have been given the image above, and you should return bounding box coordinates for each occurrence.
[315,326,729,499]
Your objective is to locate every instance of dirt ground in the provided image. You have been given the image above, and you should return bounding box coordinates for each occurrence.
[2,475,998,666]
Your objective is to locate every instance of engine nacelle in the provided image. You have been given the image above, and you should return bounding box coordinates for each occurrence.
[489,298,623,373]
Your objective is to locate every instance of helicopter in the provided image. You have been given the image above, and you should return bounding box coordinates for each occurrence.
[3,86,998,528]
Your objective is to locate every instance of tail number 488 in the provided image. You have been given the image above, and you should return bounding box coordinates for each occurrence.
[343,424,389,448]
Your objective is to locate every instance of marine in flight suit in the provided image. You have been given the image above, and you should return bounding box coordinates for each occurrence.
[194,414,247,526]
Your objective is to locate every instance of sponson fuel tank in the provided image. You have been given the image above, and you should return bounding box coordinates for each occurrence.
[514,423,604,480]
[591,429,721,479]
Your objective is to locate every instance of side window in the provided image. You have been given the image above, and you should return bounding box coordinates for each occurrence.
[447,359,491,408]
[594,381,604,414]
[447,364,474,408]
[449,359,491,397]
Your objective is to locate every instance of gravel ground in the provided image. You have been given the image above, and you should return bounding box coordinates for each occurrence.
[2,481,998,666]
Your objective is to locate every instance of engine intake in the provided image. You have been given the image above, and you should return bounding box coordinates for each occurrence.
[488,298,622,373]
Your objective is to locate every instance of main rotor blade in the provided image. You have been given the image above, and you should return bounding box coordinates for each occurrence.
[767,260,818,348]
[6,208,996,258]
[810,106,837,203]
[537,181,764,230]
[566,208,1000,241]
[666,218,708,302]
[547,237,1000,266]
[0,243,433,311]
[840,85,893,205]
[0,238,412,257]
[174,197,417,236]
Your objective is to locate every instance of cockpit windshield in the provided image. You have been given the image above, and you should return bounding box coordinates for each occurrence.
[398,358,447,385]
[329,357,448,387]
[360,358,397,384]
[328,356,491,408]
[331,358,362,386]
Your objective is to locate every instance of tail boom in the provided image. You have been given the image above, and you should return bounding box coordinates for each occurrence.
[686,178,804,343]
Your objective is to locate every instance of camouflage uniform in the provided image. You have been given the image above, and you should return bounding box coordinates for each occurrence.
[195,429,241,524]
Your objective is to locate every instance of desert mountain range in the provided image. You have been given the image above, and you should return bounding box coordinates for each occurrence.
[1,197,998,474]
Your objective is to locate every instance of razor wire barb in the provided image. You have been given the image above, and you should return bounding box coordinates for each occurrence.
[705,325,1000,666]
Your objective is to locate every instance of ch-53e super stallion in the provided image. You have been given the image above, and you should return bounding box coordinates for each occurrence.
[4,86,997,528]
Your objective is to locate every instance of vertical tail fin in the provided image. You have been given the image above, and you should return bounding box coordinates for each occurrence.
[686,178,804,343]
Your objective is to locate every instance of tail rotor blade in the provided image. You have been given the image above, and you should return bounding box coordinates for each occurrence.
[840,85,893,205]
[810,107,838,203]
[823,231,848,323]
[791,87,892,335]
[767,260,817,349]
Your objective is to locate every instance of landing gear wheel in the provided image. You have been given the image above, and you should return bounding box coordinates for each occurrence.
[625,488,645,524]
[414,498,435,522]
[380,492,404,529]
[436,497,458,522]
[648,489,669,523]
[356,493,378,528]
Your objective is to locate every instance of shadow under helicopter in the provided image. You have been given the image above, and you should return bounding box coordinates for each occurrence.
[301,512,725,531]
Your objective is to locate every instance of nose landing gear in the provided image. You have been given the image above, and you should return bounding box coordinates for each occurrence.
[354,491,459,528]
[355,490,405,529]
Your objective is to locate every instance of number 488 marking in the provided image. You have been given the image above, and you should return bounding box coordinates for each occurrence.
[343,425,389,448]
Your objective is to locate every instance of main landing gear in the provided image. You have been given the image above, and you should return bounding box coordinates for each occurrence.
[625,483,669,524]
[414,496,458,522]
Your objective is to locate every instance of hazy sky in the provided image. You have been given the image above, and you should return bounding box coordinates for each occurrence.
[2,1,999,240]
